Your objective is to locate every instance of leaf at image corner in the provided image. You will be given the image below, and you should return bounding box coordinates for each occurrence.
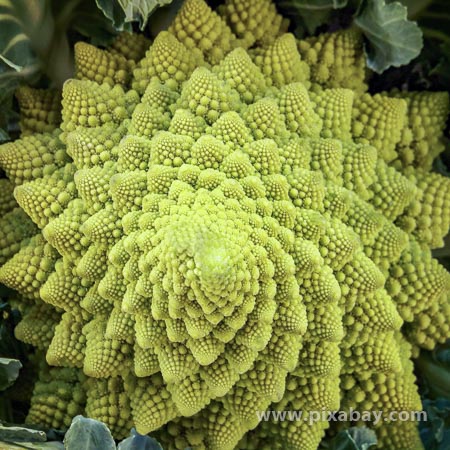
[0,0,44,70]
[355,0,423,73]
[0,358,22,391]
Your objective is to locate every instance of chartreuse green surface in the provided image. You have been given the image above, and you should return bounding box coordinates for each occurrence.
[0,1,449,449]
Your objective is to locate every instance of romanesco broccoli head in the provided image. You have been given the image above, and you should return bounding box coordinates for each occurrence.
[0,0,449,449]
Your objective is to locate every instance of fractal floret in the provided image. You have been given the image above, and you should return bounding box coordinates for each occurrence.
[0,0,449,449]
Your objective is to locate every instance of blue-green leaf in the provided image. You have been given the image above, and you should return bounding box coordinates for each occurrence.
[328,427,377,450]
[64,416,116,450]
[118,429,163,450]
[355,0,423,73]
[420,398,450,449]
[0,358,22,391]
[5,443,65,449]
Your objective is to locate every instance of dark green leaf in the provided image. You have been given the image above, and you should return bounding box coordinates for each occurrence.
[148,0,183,36]
[0,61,39,91]
[95,0,128,30]
[416,349,450,400]
[419,397,450,449]
[0,0,55,70]
[64,416,116,450]
[69,0,129,45]
[45,429,66,442]
[430,42,450,87]
[355,0,423,73]
[0,358,22,391]
[0,0,57,122]
[328,427,377,450]
[432,341,450,366]
[71,10,118,47]
[399,0,433,19]
[301,9,333,34]
[118,429,163,450]
[0,442,64,449]
[0,60,40,134]
[277,0,348,34]
[0,129,9,142]
[0,424,46,442]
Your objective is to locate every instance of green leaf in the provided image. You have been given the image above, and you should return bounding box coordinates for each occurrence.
[117,0,174,29]
[419,398,450,449]
[298,8,333,34]
[70,1,119,47]
[328,427,377,450]
[0,358,22,391]
[276,0,348,35]
[64,416,116,450]
[430,42,450,87]
[0,60,39,91]
[118,429,163,450]
[416,349,450,400]
[147,0,183,37]
[0,425,46,442]
[95,0,128,30]
[0,129,8,142]
[0,2,36,70]
[399,0,433,19]
[277,0,348,10]
[0,0,54,71]
[355,0,423,73]
[0,0,63,125]
[95,0,175,30]
[2,443,65,449]
[0,59,39,135]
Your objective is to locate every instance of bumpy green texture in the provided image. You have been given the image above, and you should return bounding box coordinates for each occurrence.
[26,361,86,430]
[75,42,131,88]
[0,0,449,449]
[0,178,18,214]
[218,0,288,47]
[15,86,62,136]
[297,28,367,94]
[109,31,151,63]
[74,32,151,90]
